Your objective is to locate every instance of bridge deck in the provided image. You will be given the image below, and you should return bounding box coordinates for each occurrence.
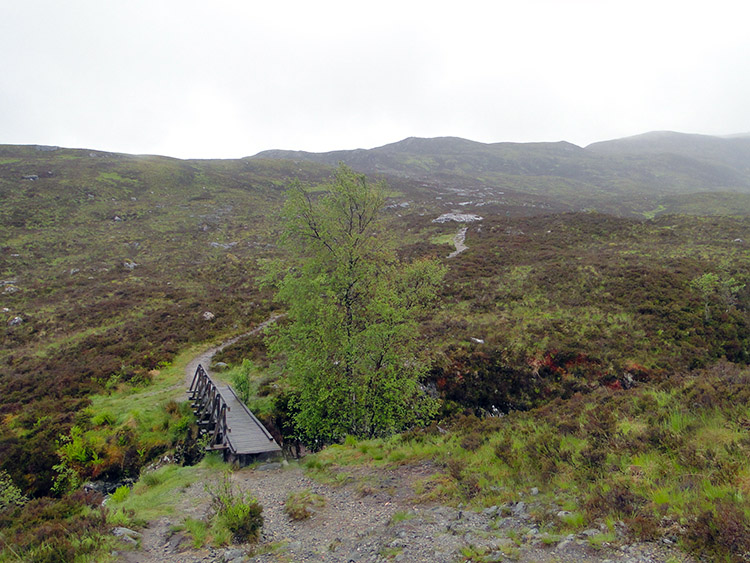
[218,383,281,456]
[189,364,281,461]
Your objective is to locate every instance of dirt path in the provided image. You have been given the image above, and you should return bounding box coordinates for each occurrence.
[185,314,283,388]
[447,226,468,258]
[117,462,695,563]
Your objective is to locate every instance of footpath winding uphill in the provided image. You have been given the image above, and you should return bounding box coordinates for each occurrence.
[184,315,284,389]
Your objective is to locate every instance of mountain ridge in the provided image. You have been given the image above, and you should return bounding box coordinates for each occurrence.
[5,130,750,218]
[250,131,750,216]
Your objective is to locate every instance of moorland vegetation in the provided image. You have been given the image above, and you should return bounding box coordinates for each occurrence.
[1,134,750,561]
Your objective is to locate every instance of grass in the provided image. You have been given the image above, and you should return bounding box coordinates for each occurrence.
[430,232,457,246]
[107,453,226,527]
[41,344,225,483]
[390,510,416,524]
[4,143,750,561]
[284,489,326,521]
[301,364,750,561]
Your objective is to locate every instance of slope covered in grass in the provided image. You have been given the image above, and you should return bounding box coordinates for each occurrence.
[2,139,750,561]
[309,361,750,561]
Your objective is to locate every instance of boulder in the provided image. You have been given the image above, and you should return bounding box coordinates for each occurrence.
[432,213,483,223]
[112,527,141,540]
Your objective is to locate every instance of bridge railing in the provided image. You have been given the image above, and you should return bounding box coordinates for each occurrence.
[189,364,233,452]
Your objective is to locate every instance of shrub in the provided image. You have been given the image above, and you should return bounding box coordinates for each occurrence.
[0,491,108,562]
[0,469,27,512]
[284,489,326,521]
[460,432,485,451]
[109,485,130,503]
[218,498,263,543]
[686,500,750,561]
[206,473,263,543]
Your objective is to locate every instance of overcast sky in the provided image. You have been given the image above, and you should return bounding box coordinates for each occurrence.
[1,1,748,159]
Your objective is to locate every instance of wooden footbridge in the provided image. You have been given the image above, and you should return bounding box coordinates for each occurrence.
[188,364,281,465]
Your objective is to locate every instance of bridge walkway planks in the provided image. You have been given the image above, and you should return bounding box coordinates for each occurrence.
[189,364,281,464]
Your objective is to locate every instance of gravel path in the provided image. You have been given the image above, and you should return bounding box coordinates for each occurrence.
[185,314,283,388]
[116,462,696,563]
[447,227,469,259]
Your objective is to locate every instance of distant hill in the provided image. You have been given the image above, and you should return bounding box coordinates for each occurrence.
[587,130,750,172]
[254,131,750,217]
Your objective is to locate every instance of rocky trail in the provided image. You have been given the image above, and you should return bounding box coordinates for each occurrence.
[447,227,469,259]
[116,461,695,563]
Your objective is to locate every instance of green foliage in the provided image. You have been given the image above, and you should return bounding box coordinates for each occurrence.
[4,141,750,561]
[268,164,445,441]
[0,470,27,512]
[284,489,326,521]
[691,271,745,321]
[230,359,256,405]
[0,490,110,562]
[206,473,263,543]
[0,147,319,497]
[110,485,130,503]
[50,459,81,497]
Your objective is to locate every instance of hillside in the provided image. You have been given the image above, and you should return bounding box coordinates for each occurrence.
[2,135,750,561]
[255,131,750,216]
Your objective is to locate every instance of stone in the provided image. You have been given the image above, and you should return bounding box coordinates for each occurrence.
[530,487,539,496]
[203,311,216,321]
[256,462,282,471]
[222,548,246,562]
[556,539,572,551]
[117,535,137,545]
[123,260,138,270]
[83,481,106,494]
[432,212,483,223]
[580,528,600,537]
[112,526,142,540]
[8,316,23,326]
[511,501,527,516]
